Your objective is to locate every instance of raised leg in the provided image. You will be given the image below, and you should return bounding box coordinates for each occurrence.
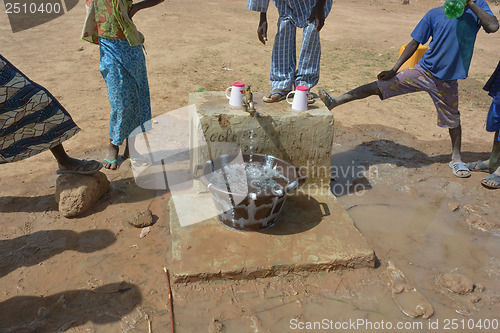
[319,82,381,110]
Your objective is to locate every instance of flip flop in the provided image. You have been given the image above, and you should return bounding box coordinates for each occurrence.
[56,160,103,175]
[129,157,150,167]
[449,161,471,178]
[263,89,289,103]
[481,173,500,189]
[466,160,490,173]
[103,158,118,170]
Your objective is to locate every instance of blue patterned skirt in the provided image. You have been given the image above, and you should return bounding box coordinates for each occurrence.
[99,37,151,146]
[0,54,79,164]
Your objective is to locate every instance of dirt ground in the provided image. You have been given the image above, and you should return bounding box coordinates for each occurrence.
[1,0,500,332]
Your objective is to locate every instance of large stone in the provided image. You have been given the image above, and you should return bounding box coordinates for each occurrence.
[55,172,110,217]
[189,92,334,188]
[127,209,155,228]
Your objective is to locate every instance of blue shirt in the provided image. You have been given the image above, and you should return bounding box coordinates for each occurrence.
[411,0,494,81]
[247,0,333,28]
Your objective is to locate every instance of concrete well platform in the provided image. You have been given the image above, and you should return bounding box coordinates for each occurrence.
[169,189,376,283]
[189,92,334,187]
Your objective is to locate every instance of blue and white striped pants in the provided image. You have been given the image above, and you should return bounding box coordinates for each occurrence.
[270,18,321,91]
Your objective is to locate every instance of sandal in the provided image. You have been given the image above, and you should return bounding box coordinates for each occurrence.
[449,161,471,178]
[466,160,490,173]
[263,89,290,103]
[56,160,103,175]
[103,158,118,170]
[481,173,500,189]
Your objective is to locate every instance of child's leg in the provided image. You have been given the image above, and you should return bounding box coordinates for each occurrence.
[319,82,380,110]
[320,66,431,110]
[270,16,296,92]
[295,20,321,89]
[448,125,462,163]
[425,74,470,176]
[470,101,500,172]
[488,131,500,171]
[482,132,500,188]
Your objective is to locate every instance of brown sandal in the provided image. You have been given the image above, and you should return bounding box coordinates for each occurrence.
[263,89,290,103]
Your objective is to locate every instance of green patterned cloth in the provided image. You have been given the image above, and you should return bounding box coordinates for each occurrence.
[81,0,144,46]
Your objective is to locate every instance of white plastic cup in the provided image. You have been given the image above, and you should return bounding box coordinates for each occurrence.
[286,86,309,111]
[225,82,246,107]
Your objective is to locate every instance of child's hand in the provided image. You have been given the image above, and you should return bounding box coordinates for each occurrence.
[308,2,326,32]
[377,69,397,81]
[257,12,268,45]
[465,0,476,8]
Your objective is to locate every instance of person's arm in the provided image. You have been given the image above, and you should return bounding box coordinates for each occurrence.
[129,0,164,19]
[258,12,268,44]
[308,0,326,32]
[466,0,499,33]
[378,39,420,80]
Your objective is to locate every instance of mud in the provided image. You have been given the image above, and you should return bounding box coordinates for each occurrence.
[1,0,499,331]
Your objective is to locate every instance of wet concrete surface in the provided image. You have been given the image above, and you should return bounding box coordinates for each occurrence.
[168,190,375,283]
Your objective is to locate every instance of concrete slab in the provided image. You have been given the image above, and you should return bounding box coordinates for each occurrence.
[169,189,375,283]
[188,92,334,187]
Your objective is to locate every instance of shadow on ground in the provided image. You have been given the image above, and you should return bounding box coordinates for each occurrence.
[330,124,491,197]
[0,282,141,332]
[0,229,116,278]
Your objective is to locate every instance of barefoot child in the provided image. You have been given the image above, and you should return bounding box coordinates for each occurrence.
[467,60,500,189]
[319,0,498,178]
[81,0,163,170]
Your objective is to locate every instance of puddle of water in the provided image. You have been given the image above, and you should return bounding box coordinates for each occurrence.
[166,141,500,332]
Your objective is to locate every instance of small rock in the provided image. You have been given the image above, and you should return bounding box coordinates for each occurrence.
[402,0,410,4]
[127,209,154,228]
[465,214,495,231]
[468,294,481,303]
[448,201,460,212]
[437,273,474,294]
[77,46,84,51]
[462,204,478,214]
[55,172,110,217]
[475,283,486,292]
[209,319,224,333]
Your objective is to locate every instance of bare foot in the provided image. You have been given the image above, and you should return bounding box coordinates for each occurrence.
[318,89,338,110]
[481,167,500,189]
[103,143,119,170]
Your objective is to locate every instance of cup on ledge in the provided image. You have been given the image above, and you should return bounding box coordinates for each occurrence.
[225,82,246,107]
[286,86,309,111]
